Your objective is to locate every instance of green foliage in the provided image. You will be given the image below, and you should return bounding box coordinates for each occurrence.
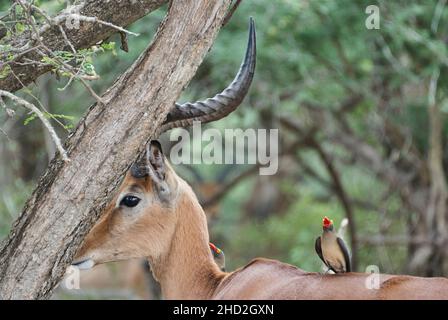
[100,41,117,55]
[14,22,26,34]
[24,111,75,130]
[40,48,104,79]
[0,64,11,79]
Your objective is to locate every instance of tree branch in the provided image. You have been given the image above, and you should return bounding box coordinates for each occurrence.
[0,0,167,92]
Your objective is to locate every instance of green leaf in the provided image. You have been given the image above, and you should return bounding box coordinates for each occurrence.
[49,113,75,122]
[82,62,96,76]
[0,64,11,79]
[101,42,116,51]
[23,112,75,127]
[15,23,25,34]
[15,5,23,16]
[23,113,37,125]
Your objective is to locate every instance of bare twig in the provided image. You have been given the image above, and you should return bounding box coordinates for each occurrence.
[58,14,140,37]
[58,24,76,54]
[78,77,104,104]
[0,90,69,162]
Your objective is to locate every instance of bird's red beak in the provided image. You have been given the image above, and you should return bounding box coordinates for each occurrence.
[322,216,333,228]
[209,242,221,254]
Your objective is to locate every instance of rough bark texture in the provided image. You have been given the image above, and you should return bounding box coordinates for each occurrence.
[417,72,447,276]
[0,0,167,93]
[0,0,231,299]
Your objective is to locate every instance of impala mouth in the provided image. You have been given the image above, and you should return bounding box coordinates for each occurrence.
[72,258,95,270]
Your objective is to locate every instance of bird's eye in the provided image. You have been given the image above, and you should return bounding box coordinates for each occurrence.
[120,195,141,208]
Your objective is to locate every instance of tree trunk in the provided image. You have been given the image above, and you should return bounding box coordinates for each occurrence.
[0,0,167,93]
[408,71,448,276]
[0,0,231,299]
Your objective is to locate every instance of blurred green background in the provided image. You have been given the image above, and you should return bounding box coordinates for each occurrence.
[1,0,448,299]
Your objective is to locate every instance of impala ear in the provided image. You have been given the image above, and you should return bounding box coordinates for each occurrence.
[129,140,171,200]
[146,140,171,200]
[146,140,165,181]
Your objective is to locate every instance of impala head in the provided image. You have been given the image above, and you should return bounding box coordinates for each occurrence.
[73,140,184,269]
[73,18,256,270]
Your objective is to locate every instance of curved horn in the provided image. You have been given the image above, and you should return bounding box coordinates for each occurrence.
[159,17,256,133]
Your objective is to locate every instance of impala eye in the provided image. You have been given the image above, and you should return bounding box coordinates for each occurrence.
[120,195,141,208]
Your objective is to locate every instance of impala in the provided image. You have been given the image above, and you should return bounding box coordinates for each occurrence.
[73,19,448,299]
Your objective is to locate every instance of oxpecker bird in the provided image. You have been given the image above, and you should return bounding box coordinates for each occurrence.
[209,243,226,271]
[315,216,351,273]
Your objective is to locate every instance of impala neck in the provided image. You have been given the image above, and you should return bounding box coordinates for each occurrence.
[150,183,225,299]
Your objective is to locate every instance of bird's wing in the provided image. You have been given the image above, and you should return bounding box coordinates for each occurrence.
[315,237,326,265]
[337,237,352,272]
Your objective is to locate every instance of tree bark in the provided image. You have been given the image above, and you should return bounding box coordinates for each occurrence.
[0,0,167,93]
[0,0,231,299]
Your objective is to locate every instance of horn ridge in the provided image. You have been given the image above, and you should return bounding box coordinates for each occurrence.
[159,17,256,133]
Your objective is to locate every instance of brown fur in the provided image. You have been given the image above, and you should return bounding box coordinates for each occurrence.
[75,162,448,300]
